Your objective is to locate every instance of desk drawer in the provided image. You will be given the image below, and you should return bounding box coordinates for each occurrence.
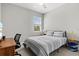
[0,46,15,56]
[0,48,5,56]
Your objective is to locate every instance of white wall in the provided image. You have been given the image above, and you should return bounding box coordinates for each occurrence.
[2,3,42,42]
[2,3,79,42]
[44,3,79,40]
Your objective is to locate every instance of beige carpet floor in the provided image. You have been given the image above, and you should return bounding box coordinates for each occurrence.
[17,46,79,56]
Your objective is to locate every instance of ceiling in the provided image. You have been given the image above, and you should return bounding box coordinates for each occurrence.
[13,3,65,14]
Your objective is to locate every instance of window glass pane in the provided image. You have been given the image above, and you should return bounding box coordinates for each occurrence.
[34,25,40,31]
[33,16,41,31]
[33,16,41,24]
[0,28,2,31]
[0,22,2,38]
[0,32,2,37]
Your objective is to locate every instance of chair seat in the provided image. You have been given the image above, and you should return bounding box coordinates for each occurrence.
[15,44,21,49]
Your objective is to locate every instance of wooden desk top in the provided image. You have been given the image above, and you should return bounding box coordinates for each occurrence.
[0,38,16,49]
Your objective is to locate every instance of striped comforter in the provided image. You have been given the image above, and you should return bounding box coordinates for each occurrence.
[24,35,67,56]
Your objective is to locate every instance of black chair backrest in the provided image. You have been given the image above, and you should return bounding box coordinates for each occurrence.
[14,34,21,43]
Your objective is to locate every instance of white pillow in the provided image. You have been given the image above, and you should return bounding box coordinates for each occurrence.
[54,32,63,34]
[46,31,53,36]
[53,32,64,37]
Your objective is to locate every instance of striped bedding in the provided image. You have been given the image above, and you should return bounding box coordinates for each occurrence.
[24,35,67,56]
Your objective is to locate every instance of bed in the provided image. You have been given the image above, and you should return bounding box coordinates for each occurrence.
[23,31,67,56]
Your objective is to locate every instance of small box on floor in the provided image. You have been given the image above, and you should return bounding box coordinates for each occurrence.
[67,42,78,52]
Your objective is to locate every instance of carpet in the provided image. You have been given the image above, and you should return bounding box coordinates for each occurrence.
[17,46,79,56]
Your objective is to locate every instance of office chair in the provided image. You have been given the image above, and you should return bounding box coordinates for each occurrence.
[14,33,21,56]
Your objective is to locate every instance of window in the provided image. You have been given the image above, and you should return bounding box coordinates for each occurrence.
[0,22,2,38]
[33,16,41,31]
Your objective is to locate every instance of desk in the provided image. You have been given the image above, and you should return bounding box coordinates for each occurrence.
[0,38,16,56]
